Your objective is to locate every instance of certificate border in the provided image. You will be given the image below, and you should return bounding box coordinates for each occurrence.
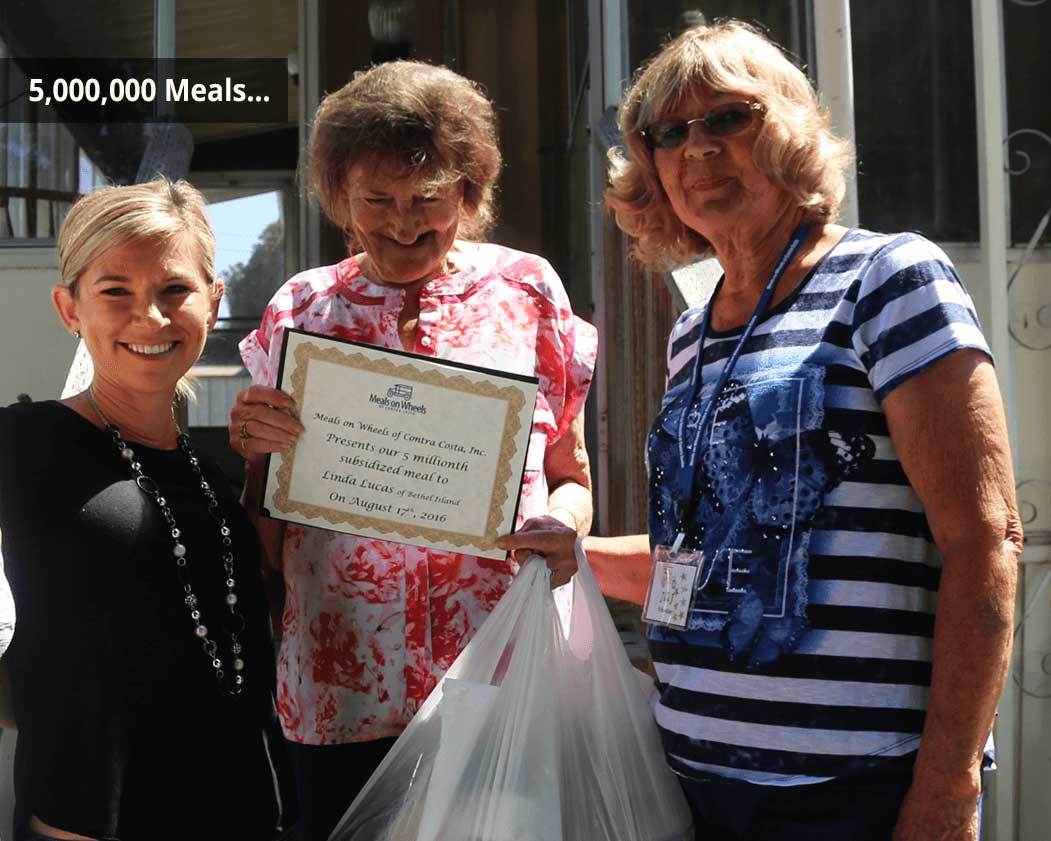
[261,328,538,554]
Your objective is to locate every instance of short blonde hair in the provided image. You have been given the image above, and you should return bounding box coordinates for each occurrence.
[59,178,217,292]
[57,179,218,402]
[307,60,502,246]
[607,20,853,266]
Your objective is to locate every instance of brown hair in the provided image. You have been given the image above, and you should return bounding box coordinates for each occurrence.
[308,60,502,245]
[606,20,853,266]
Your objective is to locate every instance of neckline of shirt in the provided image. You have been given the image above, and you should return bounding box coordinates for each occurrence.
[41,399,183,454]
[705,226,859,340]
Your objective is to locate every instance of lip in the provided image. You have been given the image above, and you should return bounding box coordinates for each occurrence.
[385,231,435,249]
[688,177,732,191]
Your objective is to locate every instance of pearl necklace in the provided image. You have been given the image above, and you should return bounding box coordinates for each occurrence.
[85,389,246,696]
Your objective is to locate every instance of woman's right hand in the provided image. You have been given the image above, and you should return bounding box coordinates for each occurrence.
[228,385,304,465]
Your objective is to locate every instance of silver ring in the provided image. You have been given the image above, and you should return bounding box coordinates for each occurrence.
[238,420,252,440]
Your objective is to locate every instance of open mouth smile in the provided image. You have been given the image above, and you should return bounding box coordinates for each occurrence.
[386,231,435,249]
[122,342,178,357]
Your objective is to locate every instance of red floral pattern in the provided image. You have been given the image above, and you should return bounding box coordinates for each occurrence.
[241,243,597,744]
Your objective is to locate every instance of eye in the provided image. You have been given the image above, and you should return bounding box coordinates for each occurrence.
[100,286,131,297]
[651,122,688,148]
[711,108,749,128]
[164,283,193,294]
[363,196,390,205]
[416,195,440,204]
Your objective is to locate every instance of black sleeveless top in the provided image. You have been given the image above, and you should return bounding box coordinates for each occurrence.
[0,401,291,840]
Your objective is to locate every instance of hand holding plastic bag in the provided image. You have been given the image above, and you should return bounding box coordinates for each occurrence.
[329,542,693,841]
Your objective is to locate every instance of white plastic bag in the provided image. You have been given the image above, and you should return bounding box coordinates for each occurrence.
[329,543,693,841]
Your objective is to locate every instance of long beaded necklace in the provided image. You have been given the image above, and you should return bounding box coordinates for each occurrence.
[85,388,247,696]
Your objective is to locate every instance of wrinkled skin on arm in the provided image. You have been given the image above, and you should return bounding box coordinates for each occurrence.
[512,411,594,589]
[882,349,1021,841]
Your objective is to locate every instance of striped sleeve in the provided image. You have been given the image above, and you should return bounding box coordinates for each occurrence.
[665,308,707,390]
[850,235,992,400]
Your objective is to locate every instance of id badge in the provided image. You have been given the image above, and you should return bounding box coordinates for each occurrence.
[643,536,705,630]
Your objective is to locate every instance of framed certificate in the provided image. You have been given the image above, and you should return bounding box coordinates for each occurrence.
[260,329,539,560]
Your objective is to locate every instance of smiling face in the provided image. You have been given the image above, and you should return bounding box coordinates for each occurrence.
[652,87,791,243]
[52,235,221,399]
[346,158,464,286]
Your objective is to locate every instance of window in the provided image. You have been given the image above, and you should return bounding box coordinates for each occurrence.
[850,1,979,242]
[1,41,112,243]
[1004,0,1051,247]
[627,1,814,83]
[190,181,294,399]
[187,182,295,483]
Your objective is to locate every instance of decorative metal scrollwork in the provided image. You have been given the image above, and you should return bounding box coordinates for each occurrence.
[1017,479,1051,543]
[1005,128,1051,176]
[1013,479,1051,700]
[1005,130,1051,350]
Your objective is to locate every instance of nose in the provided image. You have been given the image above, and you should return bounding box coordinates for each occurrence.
[390,201,425,242]
[683,123,720,159]
[136,293,171,326]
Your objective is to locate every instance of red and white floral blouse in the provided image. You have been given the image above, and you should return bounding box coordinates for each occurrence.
[240,243,597,744]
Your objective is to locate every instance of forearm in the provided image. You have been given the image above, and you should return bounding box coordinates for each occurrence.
[582,534,652,605]
[912,538,1018,796]
[547,479,594,536]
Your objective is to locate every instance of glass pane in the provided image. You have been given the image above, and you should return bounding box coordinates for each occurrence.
[0,43,109,241]
[627,2,812,80]
[199,190,285,367]
[850,0,979,242]
[1004,0,1051,247]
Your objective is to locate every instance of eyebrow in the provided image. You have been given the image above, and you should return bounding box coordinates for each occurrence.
[92,273,194,285]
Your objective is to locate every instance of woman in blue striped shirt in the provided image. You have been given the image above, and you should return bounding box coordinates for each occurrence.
[501,18,1020,841]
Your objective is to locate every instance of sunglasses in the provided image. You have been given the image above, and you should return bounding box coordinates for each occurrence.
[642,101,763,149]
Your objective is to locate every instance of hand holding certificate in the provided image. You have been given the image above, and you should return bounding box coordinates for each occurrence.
[261,329,539,560]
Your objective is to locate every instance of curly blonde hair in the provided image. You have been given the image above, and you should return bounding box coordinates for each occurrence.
[308,60,502,246]
[606,20,853,266]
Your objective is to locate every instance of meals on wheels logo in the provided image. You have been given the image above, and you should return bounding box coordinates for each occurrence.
[370,383,428,415]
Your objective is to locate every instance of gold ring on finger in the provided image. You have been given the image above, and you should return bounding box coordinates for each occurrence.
[239,420,252,440]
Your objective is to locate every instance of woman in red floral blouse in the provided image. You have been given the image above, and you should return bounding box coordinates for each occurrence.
[228,60,597,841]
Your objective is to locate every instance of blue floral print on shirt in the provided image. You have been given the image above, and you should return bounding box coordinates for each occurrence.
[648,363,876,666]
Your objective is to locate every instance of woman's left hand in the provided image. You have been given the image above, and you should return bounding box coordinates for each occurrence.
[497,515,579,588]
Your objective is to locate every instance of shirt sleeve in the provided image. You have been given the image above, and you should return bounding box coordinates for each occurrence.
[850,234,993,401]
[239,277,303,389]
[664,307,706,391]
[531,260,598,443]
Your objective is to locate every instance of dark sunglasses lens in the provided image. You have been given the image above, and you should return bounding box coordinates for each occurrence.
[647,122,687,148]
[707,105,754,137]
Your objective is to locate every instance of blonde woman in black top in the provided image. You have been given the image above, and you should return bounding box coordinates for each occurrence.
[0,180,290,841]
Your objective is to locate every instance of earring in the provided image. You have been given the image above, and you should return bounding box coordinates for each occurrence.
[74,330,81,339]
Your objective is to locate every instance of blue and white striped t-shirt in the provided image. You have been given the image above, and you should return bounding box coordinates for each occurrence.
[645,228,992,785]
